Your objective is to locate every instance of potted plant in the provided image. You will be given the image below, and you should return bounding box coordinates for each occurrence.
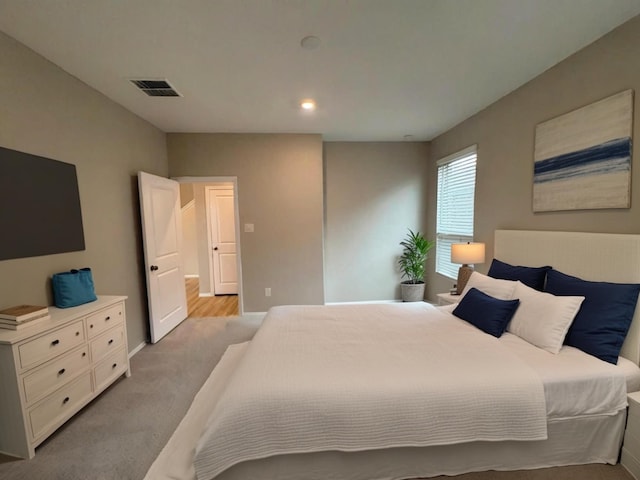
[398,229,435,302]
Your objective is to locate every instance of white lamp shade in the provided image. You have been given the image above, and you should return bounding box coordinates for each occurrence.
[451,242,485,265]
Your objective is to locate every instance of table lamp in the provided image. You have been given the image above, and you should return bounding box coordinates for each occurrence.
[451,242,485,295]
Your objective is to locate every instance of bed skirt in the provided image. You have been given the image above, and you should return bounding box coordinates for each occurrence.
[144,342,628,480]
[215,412,626,480]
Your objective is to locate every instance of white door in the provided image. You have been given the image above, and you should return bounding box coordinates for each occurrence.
[138,172,188,343]
[206,186,238,295]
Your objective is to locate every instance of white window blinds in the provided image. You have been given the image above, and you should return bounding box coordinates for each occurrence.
[436,145,477,280]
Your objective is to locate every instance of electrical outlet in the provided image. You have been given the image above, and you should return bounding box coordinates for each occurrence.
[265,287,271,297]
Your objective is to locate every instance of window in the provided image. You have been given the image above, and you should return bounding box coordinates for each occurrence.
[436,145,477,280]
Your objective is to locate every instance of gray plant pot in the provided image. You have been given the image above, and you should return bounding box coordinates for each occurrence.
[401,282,425,302]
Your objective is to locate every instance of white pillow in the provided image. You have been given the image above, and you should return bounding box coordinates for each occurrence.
[507,281,584,354]
[461,271,517,301]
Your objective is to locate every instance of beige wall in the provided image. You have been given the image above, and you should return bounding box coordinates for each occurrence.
[427,15,640,301]
[181,202,199,277]
[0,32,168,351]
[193,184,211,294]
[179,183,199,276]
[179,183,195,207]
[324,142,430,302]
[167,133,324,311]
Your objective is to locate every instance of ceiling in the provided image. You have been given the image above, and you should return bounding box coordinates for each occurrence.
[1,0,639,141]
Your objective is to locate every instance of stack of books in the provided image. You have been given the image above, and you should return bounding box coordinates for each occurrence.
[0,305,51,331]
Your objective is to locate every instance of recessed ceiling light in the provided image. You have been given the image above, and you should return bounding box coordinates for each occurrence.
[301,99,316,111]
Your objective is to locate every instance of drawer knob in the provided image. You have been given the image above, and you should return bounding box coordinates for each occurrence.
[63,397,70,404]
[112,363,117,369]
[108,339,114,345]
[75,331,80,336]
[82,352,86,357]
[51,339,60,346]
[58,368,66,376]
[106,316,111,321]
[90,324,94,329]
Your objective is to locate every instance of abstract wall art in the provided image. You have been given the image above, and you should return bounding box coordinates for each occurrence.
[533,89,633,212]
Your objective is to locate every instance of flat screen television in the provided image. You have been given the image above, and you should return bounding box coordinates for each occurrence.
[0,146,85,261]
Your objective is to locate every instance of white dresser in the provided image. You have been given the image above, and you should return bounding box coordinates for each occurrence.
[0,295,130,459]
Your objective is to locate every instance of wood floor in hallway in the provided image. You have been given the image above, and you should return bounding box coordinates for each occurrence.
[185,277,239,317]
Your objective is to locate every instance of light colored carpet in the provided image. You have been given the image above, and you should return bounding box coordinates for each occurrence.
[0,315,260,480]
[0,314,635,480]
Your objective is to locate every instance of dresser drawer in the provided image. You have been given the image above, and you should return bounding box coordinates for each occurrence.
[90,324,125,362]
[86,303,124,339]
[28,372,92,441]
[94,347,128,392]
[22,345,90,405]
[18,320,85,370]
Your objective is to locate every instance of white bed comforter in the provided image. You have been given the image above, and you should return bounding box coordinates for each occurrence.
[194,303,548,480]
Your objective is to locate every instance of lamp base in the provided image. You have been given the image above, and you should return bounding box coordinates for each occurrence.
[456,265,475,295]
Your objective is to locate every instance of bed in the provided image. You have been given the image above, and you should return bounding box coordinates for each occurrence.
[144,230,640,480]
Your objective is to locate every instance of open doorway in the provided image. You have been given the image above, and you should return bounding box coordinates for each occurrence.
[184,277,238,316]
[176,176,242,317]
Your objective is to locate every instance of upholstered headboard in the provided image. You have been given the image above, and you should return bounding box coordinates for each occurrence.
[494,230,640,365]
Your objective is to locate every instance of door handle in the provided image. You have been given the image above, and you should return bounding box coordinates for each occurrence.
[150,265,159,272]
[213,247,219,251]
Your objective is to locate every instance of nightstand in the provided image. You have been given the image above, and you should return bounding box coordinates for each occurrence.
[622,391,640,479]
[436,292,462,306]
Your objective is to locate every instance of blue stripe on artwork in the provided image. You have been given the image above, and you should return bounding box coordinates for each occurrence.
[534,137,631,184]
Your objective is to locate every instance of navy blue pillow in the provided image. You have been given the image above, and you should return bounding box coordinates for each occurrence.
[452,287,520,338]
[545,269,640,364]
[488,258,551,291]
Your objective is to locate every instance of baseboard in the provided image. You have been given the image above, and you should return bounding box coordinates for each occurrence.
[184,274,199,279]
[241,311,267,318]
[198,293,215,297]
[128,341,147,359]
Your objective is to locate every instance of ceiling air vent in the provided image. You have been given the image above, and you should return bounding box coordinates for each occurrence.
[130,79,181,97]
